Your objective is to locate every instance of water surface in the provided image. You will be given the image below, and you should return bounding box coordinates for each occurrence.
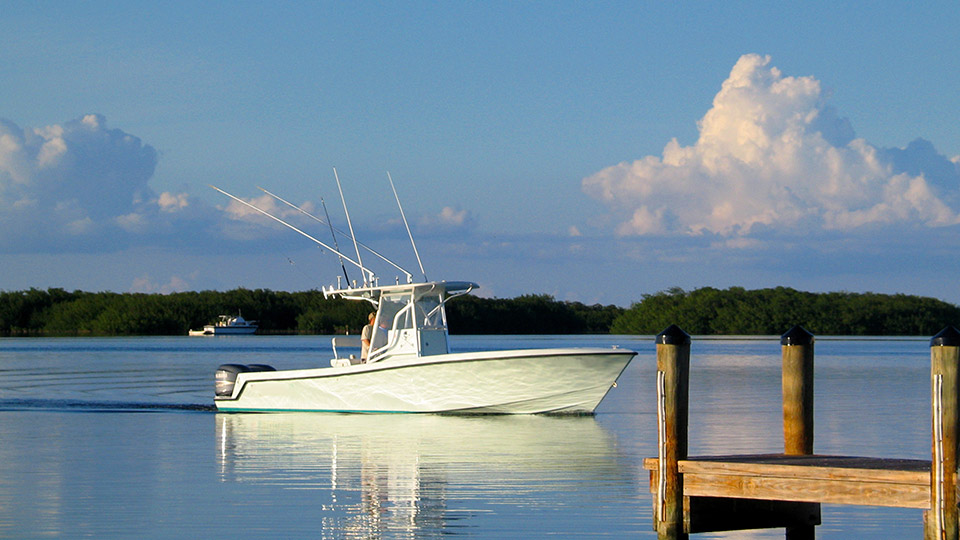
[0,335,933,538]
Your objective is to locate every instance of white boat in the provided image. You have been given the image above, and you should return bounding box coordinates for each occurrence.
[215,280,635,413]
[210,175,636,414]
[190,313,258,336]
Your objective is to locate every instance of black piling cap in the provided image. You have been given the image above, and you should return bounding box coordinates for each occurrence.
[781,325,814,346]
[656,324,691,345]
[931,326,960,347]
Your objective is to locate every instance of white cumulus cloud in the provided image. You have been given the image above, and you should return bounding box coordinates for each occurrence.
[130,274,191,294]
[437,206,469,227]
[157,191,190,212]
[0,114,209,251]
[583,54,960,237]
[415,205,476,233]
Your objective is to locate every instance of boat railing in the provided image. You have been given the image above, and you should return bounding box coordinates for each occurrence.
[369,330,399,363]
[370,327,421,363]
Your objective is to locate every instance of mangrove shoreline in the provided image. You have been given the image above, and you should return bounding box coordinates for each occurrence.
[1,286,958,337]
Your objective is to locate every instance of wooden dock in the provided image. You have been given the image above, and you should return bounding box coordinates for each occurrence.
[642,325,960,539]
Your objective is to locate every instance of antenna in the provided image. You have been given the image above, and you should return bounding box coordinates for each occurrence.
[387,171,427,282]
[333,168,370,286]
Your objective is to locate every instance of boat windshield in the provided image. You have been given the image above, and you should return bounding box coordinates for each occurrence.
[368,288,453,360]
[372,293,413,350]
[415,292,445,328]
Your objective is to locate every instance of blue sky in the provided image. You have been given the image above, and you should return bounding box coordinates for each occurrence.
[2,2,959,306]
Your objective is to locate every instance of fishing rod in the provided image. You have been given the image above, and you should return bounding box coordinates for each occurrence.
[256,186,414,283]
[209,184,372,282]
[320,196,350,284]
[387,171,427,282]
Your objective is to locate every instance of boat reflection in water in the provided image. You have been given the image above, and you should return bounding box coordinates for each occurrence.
[216,413,635,538]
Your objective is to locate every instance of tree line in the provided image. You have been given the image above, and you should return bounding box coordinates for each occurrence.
[0,286,957,337]
[610,286,960,336]
[0,288,619,336]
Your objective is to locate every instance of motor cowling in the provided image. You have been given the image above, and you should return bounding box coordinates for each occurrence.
[215,363,275,397]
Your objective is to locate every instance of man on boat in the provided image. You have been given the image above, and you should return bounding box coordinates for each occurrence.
[361,312,375,362]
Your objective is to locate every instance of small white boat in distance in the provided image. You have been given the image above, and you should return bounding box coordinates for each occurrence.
[215,280,635,413]
[190,313,258,336]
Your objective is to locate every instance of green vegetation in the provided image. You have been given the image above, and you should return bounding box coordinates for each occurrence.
[0,288,620,336]
[1,286,957,337]
[444,294,622,334]
[0,288,370,336]
[610,286,960,336]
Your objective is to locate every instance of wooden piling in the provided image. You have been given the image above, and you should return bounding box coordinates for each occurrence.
[781,326,816,540]
[926,326,960,540]
[655,324,691,540]
[781,326,815,456]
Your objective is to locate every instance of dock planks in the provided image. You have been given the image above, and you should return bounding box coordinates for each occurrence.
[643,454,936,509]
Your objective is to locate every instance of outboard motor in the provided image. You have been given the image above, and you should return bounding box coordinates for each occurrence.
[245,364,276,372]
[215,363,275,397]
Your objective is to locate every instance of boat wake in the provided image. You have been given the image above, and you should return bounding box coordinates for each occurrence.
[0,398,215,413]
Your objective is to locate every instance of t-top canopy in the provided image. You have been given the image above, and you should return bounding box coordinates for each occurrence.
[323,281,478,303]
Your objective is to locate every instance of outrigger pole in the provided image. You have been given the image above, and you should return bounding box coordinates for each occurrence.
[209,184,372,282]
[387,171,427,282]
[257,186,414,283]
[333,168,371,286]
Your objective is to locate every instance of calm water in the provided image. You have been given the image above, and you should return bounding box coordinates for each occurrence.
[0,334,935,538]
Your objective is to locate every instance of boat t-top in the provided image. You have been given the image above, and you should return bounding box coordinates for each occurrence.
[211,171,636,414]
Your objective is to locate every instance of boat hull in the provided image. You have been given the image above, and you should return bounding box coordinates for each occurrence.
[207,326,258,335]
[215,348,635,414]
[190,326,258,336]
